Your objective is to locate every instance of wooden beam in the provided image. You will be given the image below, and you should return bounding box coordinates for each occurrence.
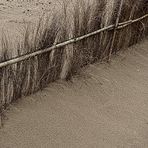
[0,13,147,68]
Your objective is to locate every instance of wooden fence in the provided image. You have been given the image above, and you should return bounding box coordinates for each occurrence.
[0,14,147,68]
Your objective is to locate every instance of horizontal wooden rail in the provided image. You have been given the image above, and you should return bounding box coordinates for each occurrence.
[118,13,148,29]
[0,13,147,68]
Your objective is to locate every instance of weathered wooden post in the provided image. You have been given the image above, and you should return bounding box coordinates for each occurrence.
[108,0,124,62]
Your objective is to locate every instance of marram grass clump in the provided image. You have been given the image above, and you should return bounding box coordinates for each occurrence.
[0,0,147,109]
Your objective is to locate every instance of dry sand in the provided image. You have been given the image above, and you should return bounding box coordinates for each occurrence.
[0,0,54,27]
[0,39,148,148]
[0,0,57,49]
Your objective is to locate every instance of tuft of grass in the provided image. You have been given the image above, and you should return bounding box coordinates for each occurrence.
[0,0,147,109]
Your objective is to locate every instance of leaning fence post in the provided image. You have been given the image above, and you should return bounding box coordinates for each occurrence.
[108,0,124,62]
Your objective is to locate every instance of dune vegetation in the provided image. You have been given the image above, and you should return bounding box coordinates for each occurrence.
[0,0,147,108]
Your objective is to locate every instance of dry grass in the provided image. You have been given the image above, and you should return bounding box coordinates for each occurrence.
[0,0,147,109]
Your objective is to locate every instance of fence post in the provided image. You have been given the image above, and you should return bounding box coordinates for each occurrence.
[108,0,124,62]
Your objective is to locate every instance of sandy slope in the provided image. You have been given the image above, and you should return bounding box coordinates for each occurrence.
[0,39,148,148]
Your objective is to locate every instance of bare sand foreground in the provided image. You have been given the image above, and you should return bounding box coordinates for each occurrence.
[0,39,147,148]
